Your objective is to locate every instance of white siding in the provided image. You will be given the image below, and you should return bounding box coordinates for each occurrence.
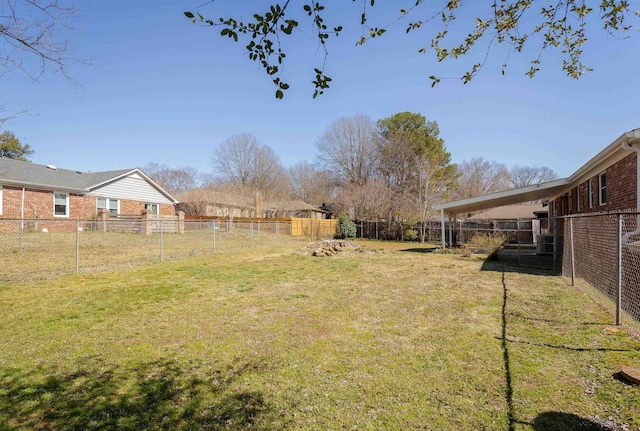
[89,173,173,204]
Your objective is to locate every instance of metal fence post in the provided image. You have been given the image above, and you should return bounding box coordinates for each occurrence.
[276,220,279,245]
[19,219,23,253]
[75,219,80,274]
[160,220,164,262]
[251,221,254,248]
[213,220,217,253]
[616,214,622,326]
[569,217,575,286]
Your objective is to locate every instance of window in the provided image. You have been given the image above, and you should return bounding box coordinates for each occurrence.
[599,173,607,205]
[54,192,69,217]
[97,197,119,215]
[145,203,159,215]
[588,179,594,208]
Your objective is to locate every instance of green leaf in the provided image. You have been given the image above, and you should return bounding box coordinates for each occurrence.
[184,11,195,18]
[276,89,284,99]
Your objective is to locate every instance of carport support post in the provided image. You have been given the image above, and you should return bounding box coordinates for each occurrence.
[616,214,622,326]
[448,214,454,248]
[569,217,575,286]
[440,209,446,249]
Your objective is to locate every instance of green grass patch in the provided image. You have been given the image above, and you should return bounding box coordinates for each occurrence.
[0,241,639,430]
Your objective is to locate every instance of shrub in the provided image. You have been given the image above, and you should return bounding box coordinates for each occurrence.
[403,228,418,241]
[336,213,356,239]
[467,233,507,260]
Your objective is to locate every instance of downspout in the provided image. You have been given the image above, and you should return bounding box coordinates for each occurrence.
[21,187,25,230]
[621,128,640,243]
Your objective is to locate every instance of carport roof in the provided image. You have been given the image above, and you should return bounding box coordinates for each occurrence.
[433,178,571,215]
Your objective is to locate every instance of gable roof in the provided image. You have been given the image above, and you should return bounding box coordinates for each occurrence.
[265,200,326,213]
[0,158,178,203]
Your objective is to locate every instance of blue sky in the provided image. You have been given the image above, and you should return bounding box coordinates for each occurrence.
[2,1,639,179]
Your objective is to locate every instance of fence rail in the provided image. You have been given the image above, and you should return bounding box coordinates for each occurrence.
[0,218,333,284]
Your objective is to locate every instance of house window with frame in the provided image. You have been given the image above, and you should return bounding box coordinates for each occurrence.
[588,179,594,208]
[54,192,69,217]
[145,203,159,215]
[599,173,607,205]
[97,197,119,215]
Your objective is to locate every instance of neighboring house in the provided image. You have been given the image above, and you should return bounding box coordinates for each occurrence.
[263,200,327,219]
[463,203,549,244]
[0,158,178,221]
[175,189,256,218]
[176,189,326,219]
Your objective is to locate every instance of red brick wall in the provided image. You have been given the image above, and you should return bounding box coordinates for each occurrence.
[0,186,94,219]
[552,152,637,216]
[1,186,175,220]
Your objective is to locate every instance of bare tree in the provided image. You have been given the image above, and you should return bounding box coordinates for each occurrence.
[455,157,510,200]
[509,165,559,188]
[287,161,335,205]
[141,162,201,195]
[211,133,286,196]
[1,0,82,81]
[335,179,390,223]
[315,114,377,187]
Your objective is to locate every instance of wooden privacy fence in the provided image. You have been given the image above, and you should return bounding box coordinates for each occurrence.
[290,218,338,237]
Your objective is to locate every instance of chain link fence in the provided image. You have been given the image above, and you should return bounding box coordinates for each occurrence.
[0,218,329,284]
[559,212,640,323]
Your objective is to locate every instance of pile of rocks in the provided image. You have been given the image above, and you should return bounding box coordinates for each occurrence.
[309,240,361,257]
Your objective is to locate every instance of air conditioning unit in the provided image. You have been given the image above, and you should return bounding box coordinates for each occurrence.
[536,234,555,254]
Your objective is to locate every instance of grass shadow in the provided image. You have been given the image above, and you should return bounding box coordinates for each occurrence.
[480,256,559,276]
[532,411,620,430]
[399,247,437,253]
[0,357,270,430]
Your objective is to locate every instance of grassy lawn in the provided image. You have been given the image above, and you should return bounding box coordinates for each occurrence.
[1,240,639,430]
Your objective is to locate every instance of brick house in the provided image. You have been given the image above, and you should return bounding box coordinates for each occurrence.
[0,158,178,224]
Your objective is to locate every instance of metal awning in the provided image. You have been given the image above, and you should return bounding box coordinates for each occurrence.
[434,178,571,216]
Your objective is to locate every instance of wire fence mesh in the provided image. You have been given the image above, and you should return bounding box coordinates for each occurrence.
[0,218,329,284]
[560,212,640,323]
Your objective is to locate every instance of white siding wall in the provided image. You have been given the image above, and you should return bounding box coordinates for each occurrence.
[89,173,173,204]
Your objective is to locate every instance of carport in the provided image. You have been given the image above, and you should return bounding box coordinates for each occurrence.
[433,178,571,248]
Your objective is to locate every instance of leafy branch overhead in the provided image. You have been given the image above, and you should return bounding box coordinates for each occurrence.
[185,1,637,97]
